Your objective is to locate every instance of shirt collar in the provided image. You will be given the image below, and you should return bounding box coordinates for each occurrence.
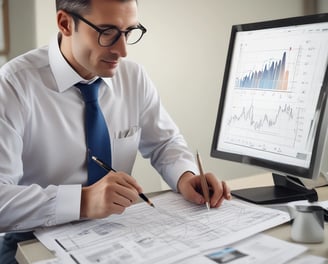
[48,33,113,92]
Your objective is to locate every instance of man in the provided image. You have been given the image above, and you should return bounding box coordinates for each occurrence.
[0,0,230,262]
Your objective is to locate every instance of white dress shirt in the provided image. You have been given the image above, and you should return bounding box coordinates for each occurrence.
[0,34,198,232]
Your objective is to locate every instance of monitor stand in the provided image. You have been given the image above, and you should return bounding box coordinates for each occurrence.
[231,173,318,204]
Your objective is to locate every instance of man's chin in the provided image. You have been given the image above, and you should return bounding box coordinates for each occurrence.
[98,60,119,77]
[99,69,117,78]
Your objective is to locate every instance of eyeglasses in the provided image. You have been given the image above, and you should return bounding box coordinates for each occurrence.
[69,12,147,47]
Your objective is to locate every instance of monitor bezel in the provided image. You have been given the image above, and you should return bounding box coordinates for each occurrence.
[211,13,328,181]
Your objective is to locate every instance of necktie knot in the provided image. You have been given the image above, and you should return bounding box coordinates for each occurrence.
[76,78,102,103]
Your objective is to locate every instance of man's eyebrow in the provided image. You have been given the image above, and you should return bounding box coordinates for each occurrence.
[127,24,140,29]
[97,23,117,29]
[98,23,140,30]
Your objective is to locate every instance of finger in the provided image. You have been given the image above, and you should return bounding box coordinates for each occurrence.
[212,181,231,208]
[112,183,140,205]
[183,182,206,205]
[210,180,225,208]
[111,189,136,207]
[222,181,232,200]
[98,174,140,205]
[213,191,225,208]
[205,174,222,206]
[109,201,126,215]
[186,189,206,205]
[108,172,143,194]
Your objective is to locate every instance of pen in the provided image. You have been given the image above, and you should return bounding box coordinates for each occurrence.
[196,151,210,210]
[91,155,155,208]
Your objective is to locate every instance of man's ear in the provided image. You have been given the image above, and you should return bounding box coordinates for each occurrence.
[57,10,74,36]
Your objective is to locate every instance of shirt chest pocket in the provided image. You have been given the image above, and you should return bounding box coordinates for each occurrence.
[112,126,141,174]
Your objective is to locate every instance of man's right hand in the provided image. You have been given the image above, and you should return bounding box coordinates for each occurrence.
[80,171,143,219]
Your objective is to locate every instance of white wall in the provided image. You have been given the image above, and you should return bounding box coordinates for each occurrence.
[8,0,36,59]
[127,0,306,191]
[8,0,328,192]
[35,0,56,47]
[319,0,328,11]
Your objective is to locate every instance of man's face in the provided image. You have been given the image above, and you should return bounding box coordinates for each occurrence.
[65,0,139,79]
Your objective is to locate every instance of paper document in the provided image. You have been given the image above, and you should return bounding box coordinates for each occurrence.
[287,255,328,264]
[179,233,308,264]
[202,233,307,264]
[35,192,290,264]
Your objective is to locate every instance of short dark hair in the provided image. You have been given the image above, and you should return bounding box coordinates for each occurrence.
[56,0,138,31]
[56,0,89,14]
[56,0,137,14]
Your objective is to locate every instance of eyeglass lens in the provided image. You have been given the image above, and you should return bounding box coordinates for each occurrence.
[99,27,144,46]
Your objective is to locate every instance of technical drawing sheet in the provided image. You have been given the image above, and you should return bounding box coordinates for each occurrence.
[35,192,290,264]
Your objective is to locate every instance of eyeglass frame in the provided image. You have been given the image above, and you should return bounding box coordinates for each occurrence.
[68,12,147,47]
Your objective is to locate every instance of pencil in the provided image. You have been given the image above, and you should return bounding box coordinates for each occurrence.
[91,156,155,208]
[196,151,210,210]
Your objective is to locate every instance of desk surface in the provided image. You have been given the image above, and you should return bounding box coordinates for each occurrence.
[15,173,328,263]
[228,174,328,258]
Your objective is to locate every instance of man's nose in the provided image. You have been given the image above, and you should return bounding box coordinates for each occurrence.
[110,34,128,58]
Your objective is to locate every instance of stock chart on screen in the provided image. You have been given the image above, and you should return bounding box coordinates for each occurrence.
[218,22,328,168]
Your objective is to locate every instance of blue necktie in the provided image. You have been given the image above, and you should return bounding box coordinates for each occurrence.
[76,78,112,185]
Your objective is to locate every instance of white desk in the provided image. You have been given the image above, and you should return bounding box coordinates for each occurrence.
[15,173,328,263]
[227,174,328,258]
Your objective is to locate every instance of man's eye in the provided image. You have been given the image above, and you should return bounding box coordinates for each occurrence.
[102,29,117,37]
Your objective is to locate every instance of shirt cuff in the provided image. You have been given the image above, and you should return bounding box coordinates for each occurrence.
[55,185,81,225]
[164,161,199,192]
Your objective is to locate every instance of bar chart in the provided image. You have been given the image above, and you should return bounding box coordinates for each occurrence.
[236,51,289,90]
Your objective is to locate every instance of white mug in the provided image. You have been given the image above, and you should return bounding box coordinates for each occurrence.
[290,205,324,243]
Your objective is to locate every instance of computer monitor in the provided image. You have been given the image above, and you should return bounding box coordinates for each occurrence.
[211,13,328,204]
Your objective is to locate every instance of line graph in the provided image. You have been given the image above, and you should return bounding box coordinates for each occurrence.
[220,90,305,154]
[228,102,294,131]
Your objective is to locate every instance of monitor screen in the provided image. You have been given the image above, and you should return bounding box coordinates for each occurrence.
[211,13,328,204]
